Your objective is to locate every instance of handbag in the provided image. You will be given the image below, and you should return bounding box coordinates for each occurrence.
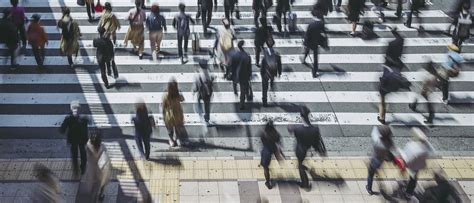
[95,0,104,13]
[77,0,85,6]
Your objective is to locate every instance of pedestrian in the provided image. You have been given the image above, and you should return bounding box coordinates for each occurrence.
[132,100,155,160]
[334,0,343,12]
[162,79,185,147]
[224,0,238,22]
[317,0,333,16]
[146,4,167,61]
[137,0,147,9]
[59,100,89,176]
[98,2,121,45]
[198,0,213,33]
[385,28,405,70]
[288,106,326,189]
[215,18,235,75]
[394,0,404,19]
[9,0,27,48]
[301,7,328,78]
[348,0,365,36]
[124,0,146,59]
[260,39,282,107]
[399,127,434,199]
[0,8,20,70]
[419,173,462,203]
[404,0,425,30]
[93,27,118,88]
[439,44,464,104]
[366,125,398,195]
[409,61,438,124]
[452,2,472,49]
[260,120,284,189]
[79,130,111,202]
[84,0,95,21]
[371,0,385,22]
[275,0,291,32]
[32,164,62,203]
[229,40,253,110]
[255,17,272,66]
[193,59,216,126]
[27,14,48,69]
[173,3,195,64]
[252,0,272,27]
[58,7,81,68]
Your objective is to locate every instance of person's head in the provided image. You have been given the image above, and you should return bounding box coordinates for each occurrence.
[104,2,112,12]
[167,78,180,98]
[10,0,18,6]
[377,125,393,146]
[300,106,310,123]
[222,18,230,29]
[3,8,11,20]
[179,3,186,12]
[311,3,324,18]
[34,164,54,182]
[89,129,102,149]
[462,2,470,11]
[151,4,159,13]
[135,99,149,118]
[70,100,80,116]
[135,0,141,8]
[98,26,106,37]
[31,14,41,23]
[237,40,245,51]
[265,120,275,132]
[62,7,71,16]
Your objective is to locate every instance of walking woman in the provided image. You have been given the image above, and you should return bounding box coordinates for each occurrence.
[98,2,121,45]
[57,7,81,68]
[27,14,48,69]
[124,0,146,59]
[162,79,185,147]
[348,0,365,36]
[132,100,155,160]
[85,0,95,21]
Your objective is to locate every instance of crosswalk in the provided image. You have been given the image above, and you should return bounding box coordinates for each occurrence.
[0,0,473,151]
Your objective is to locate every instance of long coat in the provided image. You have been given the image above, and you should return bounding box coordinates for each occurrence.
[162,93,185,129]
[57,16,81,56]
[98,11,121,36]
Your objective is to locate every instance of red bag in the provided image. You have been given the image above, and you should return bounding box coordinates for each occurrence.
[394,156,406,171]
[95,1,104,12]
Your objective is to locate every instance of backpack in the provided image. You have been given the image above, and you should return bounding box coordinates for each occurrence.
[456,13,472,39]
[263,48,279,78]
[379,65,411,93]
[61,20,74,40]
[219,29,233,51]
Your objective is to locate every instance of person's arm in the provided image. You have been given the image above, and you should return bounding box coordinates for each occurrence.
[161,15,167,32]
[59,116,69,134]
[172,16,177,29]
[145,15,150,30]
[189,15,196,24]
[277,54,282,76]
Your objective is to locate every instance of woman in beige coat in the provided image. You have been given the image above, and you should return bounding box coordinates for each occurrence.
[57,7,81,68]
[124,0,146,59]
[98,2,121,44]
[162,78,185,147]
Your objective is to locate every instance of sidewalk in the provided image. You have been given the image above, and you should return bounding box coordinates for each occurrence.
[0,157,473,202]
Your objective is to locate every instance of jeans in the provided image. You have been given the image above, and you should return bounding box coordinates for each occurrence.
[198,95,211,122]
[201,8,213,32]
[86,2,95,20]
[135,132,151,159]
[70,143,87,174]
[366,157,383,191]
[177,34,189,57]
[303,47,319,76]
[32,46,45,67]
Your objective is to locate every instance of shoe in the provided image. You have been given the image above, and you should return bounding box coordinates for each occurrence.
[350,31,356,37]
[377,116,385,124]
[139,55,143,60]
[256,63,261,67]
[205,121,211,127]
[114,74,119,79]
[265,181,273,189]
[98,193,105,201]
[239,105,245,110]
[152,51,157,61]
[404,22,412,28]
[442,99,449,105]
[262,102,268,107]
[176,139,182,147]
[312,73,319,78]
[424,119,433,124]
[366,185,374,195]
[335,6,341,12]
[169,139,175,147]
[408,103,417,112]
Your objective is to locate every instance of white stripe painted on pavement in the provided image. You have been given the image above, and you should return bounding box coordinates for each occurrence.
[1,53,472,65]
[1,91,472,104]
[1,38,468,50]
[1,72,473,84]
[0,112,471,127]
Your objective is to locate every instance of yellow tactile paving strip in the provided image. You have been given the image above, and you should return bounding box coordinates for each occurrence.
[1,158,474,201]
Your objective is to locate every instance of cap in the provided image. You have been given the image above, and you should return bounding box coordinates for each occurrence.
[411,127,427,142]
[31,14,41,21]
[447,44,459,52]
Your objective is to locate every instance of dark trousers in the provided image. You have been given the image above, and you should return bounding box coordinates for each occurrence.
[67,55,74,65]
[224,4,235,20]
[276,11,288,32]
[86,2,95,20]
[7,45,18,66]
[261,76,274,104]
[177,34,189,57]
[198,96,211,122]
[296,144,310,187]
[406,173,418,195]
[32,46,45,67]
[405,4,421,28]
[135,133,151,159]
[303,47,319,76]
[16,23,27,46]
[255,45,264,65]
[411,94,435,122]
[254,9,267,27]
[366,157,383,191]
[394,0,403,17]
[334,0,342,7]
[99,60,118,86]
[70,143,87,174]
[234,80,252,107]
[440,80,449,101]
[201,9,213,32]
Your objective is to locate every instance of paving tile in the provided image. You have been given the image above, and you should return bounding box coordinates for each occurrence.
[179,170,194,180]
[0,197,15,202]
[258,181,280,196]
[222,160,237,169]
[104,182,119,196]
[218,181,240,195]
[219,194,241,203]
[13,196,31,203]
[335,160,352,169]
[459,181,474,195]
[208,160,223,169]
[180,182,199,196]
[240,195,260,203]
[208,169,224,179]
[199,195,219,203]
[458,168,474,179]
[102,195,117,203]
[300,194,323,203]
[238,181,260,201]
[316,182,340,195]
[222,169,238,179]
[0,183,19,196]
[443,168,462,179]
[452,159,470,169]
[236,160,252,169]
[199,182,219,196]
[194,169,209,179]
[342,194,365,203]
[352,169,368,179]
[322,194,343,203]
[350,159,368,169]
[237,169,254,179]
[337,168,356,179]
[299,181,321,195]
[180,195,198,203]
[438,160,456,169]
[338,181,362,195]
[194,160,208,169]
[260,195,282,203]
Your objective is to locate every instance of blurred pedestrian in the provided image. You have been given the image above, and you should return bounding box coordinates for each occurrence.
[439,44,464,104]
[260,39,282,107]
[409,61,438,124]
[301,7,328,78]
[275,0,292,32]
[9,0,27,48]
[366,125,398,195]
[400,127,434,199]
[59,101,89,175]
[79,130,111,202]
[260,120,284,189]
[162,79,185,147]
[334,0,343,12]
[98,2,121,45]
[253,0,272,27]
[27,14,48,69]
[394,0,404,19]
[132,101,155,160]
[198,0,213,33]
[93,27,118,88]
[385,28,405,70]
[419,173,462,203]
[58,7,81,68]
[32,164,61,203]
[224,0,238,22]
[193,59,216,126]
[288,107,327,189]
[0,9,20,70]
[255,17,272,66]
[348,0,365,36]
[452,2,472,49]
[146,4,167,61]
[137,0,146,9]
[124,0,146,59]
[84,0,95,21]
[229,40,253,110]
[404,0,425,30]
[173,3,195,63]
[216,18,235,71]
[317,0,333,16]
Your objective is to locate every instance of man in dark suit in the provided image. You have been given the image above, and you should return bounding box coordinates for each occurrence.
[198,0,213,33]
[93,27,118,88]
[253,0,272,27]
[60,101,89,175]
[224,0,238,22]
[260,41,282,107]
[255,17,271,66]
[385,28,405,70]
[229,40,253,109]
[301,7,327,78]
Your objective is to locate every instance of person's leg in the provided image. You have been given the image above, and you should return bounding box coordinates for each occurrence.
[441,80,449,101]
[276,11,283,32]
[32,46,41,67]
[352,22,357,33]
[184,34,189,55]
[254,9,261,27]
[224,5,230,20]
[239,81,248,108]
[156,31,163,54]
[296,147,309,187]
[302,47,309,62]
[262,77,269,106]
[202,9,208,32]
[378,94,386,121]
[255,45,262,65]
[99,62,109,86]
[207,8,213,27]
[78,144,87,174]
[149,31,157,56]
[203,96,211,122]
[167,127,176,146]
[67,55,73,66]
[112,31,117,45]
[70,144,79,174]
[19,24,27,47]
[395,0,403,18]
[86,2,93,20]
[424,93,435,123]
[263,166,271,186]
[105,60,112,76]
[366,157,383,194]
[40,47,45,66]
[111,59,118,78]
[405,4,414,27]
[143,135,151,159]
[177,35,183,58]
[135,133,145,157]
[312,48,319,76]
[405,173,418,195]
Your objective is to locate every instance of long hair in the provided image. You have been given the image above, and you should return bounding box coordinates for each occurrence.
[89,129,102,150]
[135,102,149,120]
[167,79,180,99]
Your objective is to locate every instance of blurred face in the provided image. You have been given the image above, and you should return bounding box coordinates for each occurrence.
[71,107,80,116]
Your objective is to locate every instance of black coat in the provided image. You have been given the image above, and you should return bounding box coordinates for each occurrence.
[304,19,325,49]
[385,31,404,66]
[198,0,213,10]
[229,50,252,83]
[93,37,114,63]
[254,26,270,47]
[0,18,19,46]
[225,0,238,7]
[276,0,291,13]
[261,48,282,79]
[59,114,89,145]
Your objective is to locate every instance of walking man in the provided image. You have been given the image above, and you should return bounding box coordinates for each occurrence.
[27,14,48,69]
[0,9,20,70]
[173,3,195,64]
[229,41,253,110]
[253,0,272,27]
[193,59,216,126]
[405,0,425,29]
[260,40,282,107]
[255,17,272,66]
[59,101,89,176]
[146,4,167,61]
[439,44,464,104]
[409,61,438,124]
[9,0,27,48]
[275,0,291,32]
[94,27,118,88]
[132,101,155,160]
[224,0,238,22]
[301,7,327,78]
[260,120,284,189]
[198,0,213,33]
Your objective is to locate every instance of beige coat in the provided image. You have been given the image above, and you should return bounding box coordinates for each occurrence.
[98,11,120,36]
[162,93,185,129]
[57,16,80,56]
[77,142,111,202]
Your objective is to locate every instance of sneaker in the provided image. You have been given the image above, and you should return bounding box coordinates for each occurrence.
[152,51,157,61]
[169,139,175,147]
[442,99,449,105]
[377,116,386,124]
[366,185,374,195]
[350,31,356,36]
[265,181,273,189]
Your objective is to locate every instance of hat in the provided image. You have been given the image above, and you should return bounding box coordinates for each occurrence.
[447,44,459,52]
[411,127,427,142]
[31,14,41,21]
